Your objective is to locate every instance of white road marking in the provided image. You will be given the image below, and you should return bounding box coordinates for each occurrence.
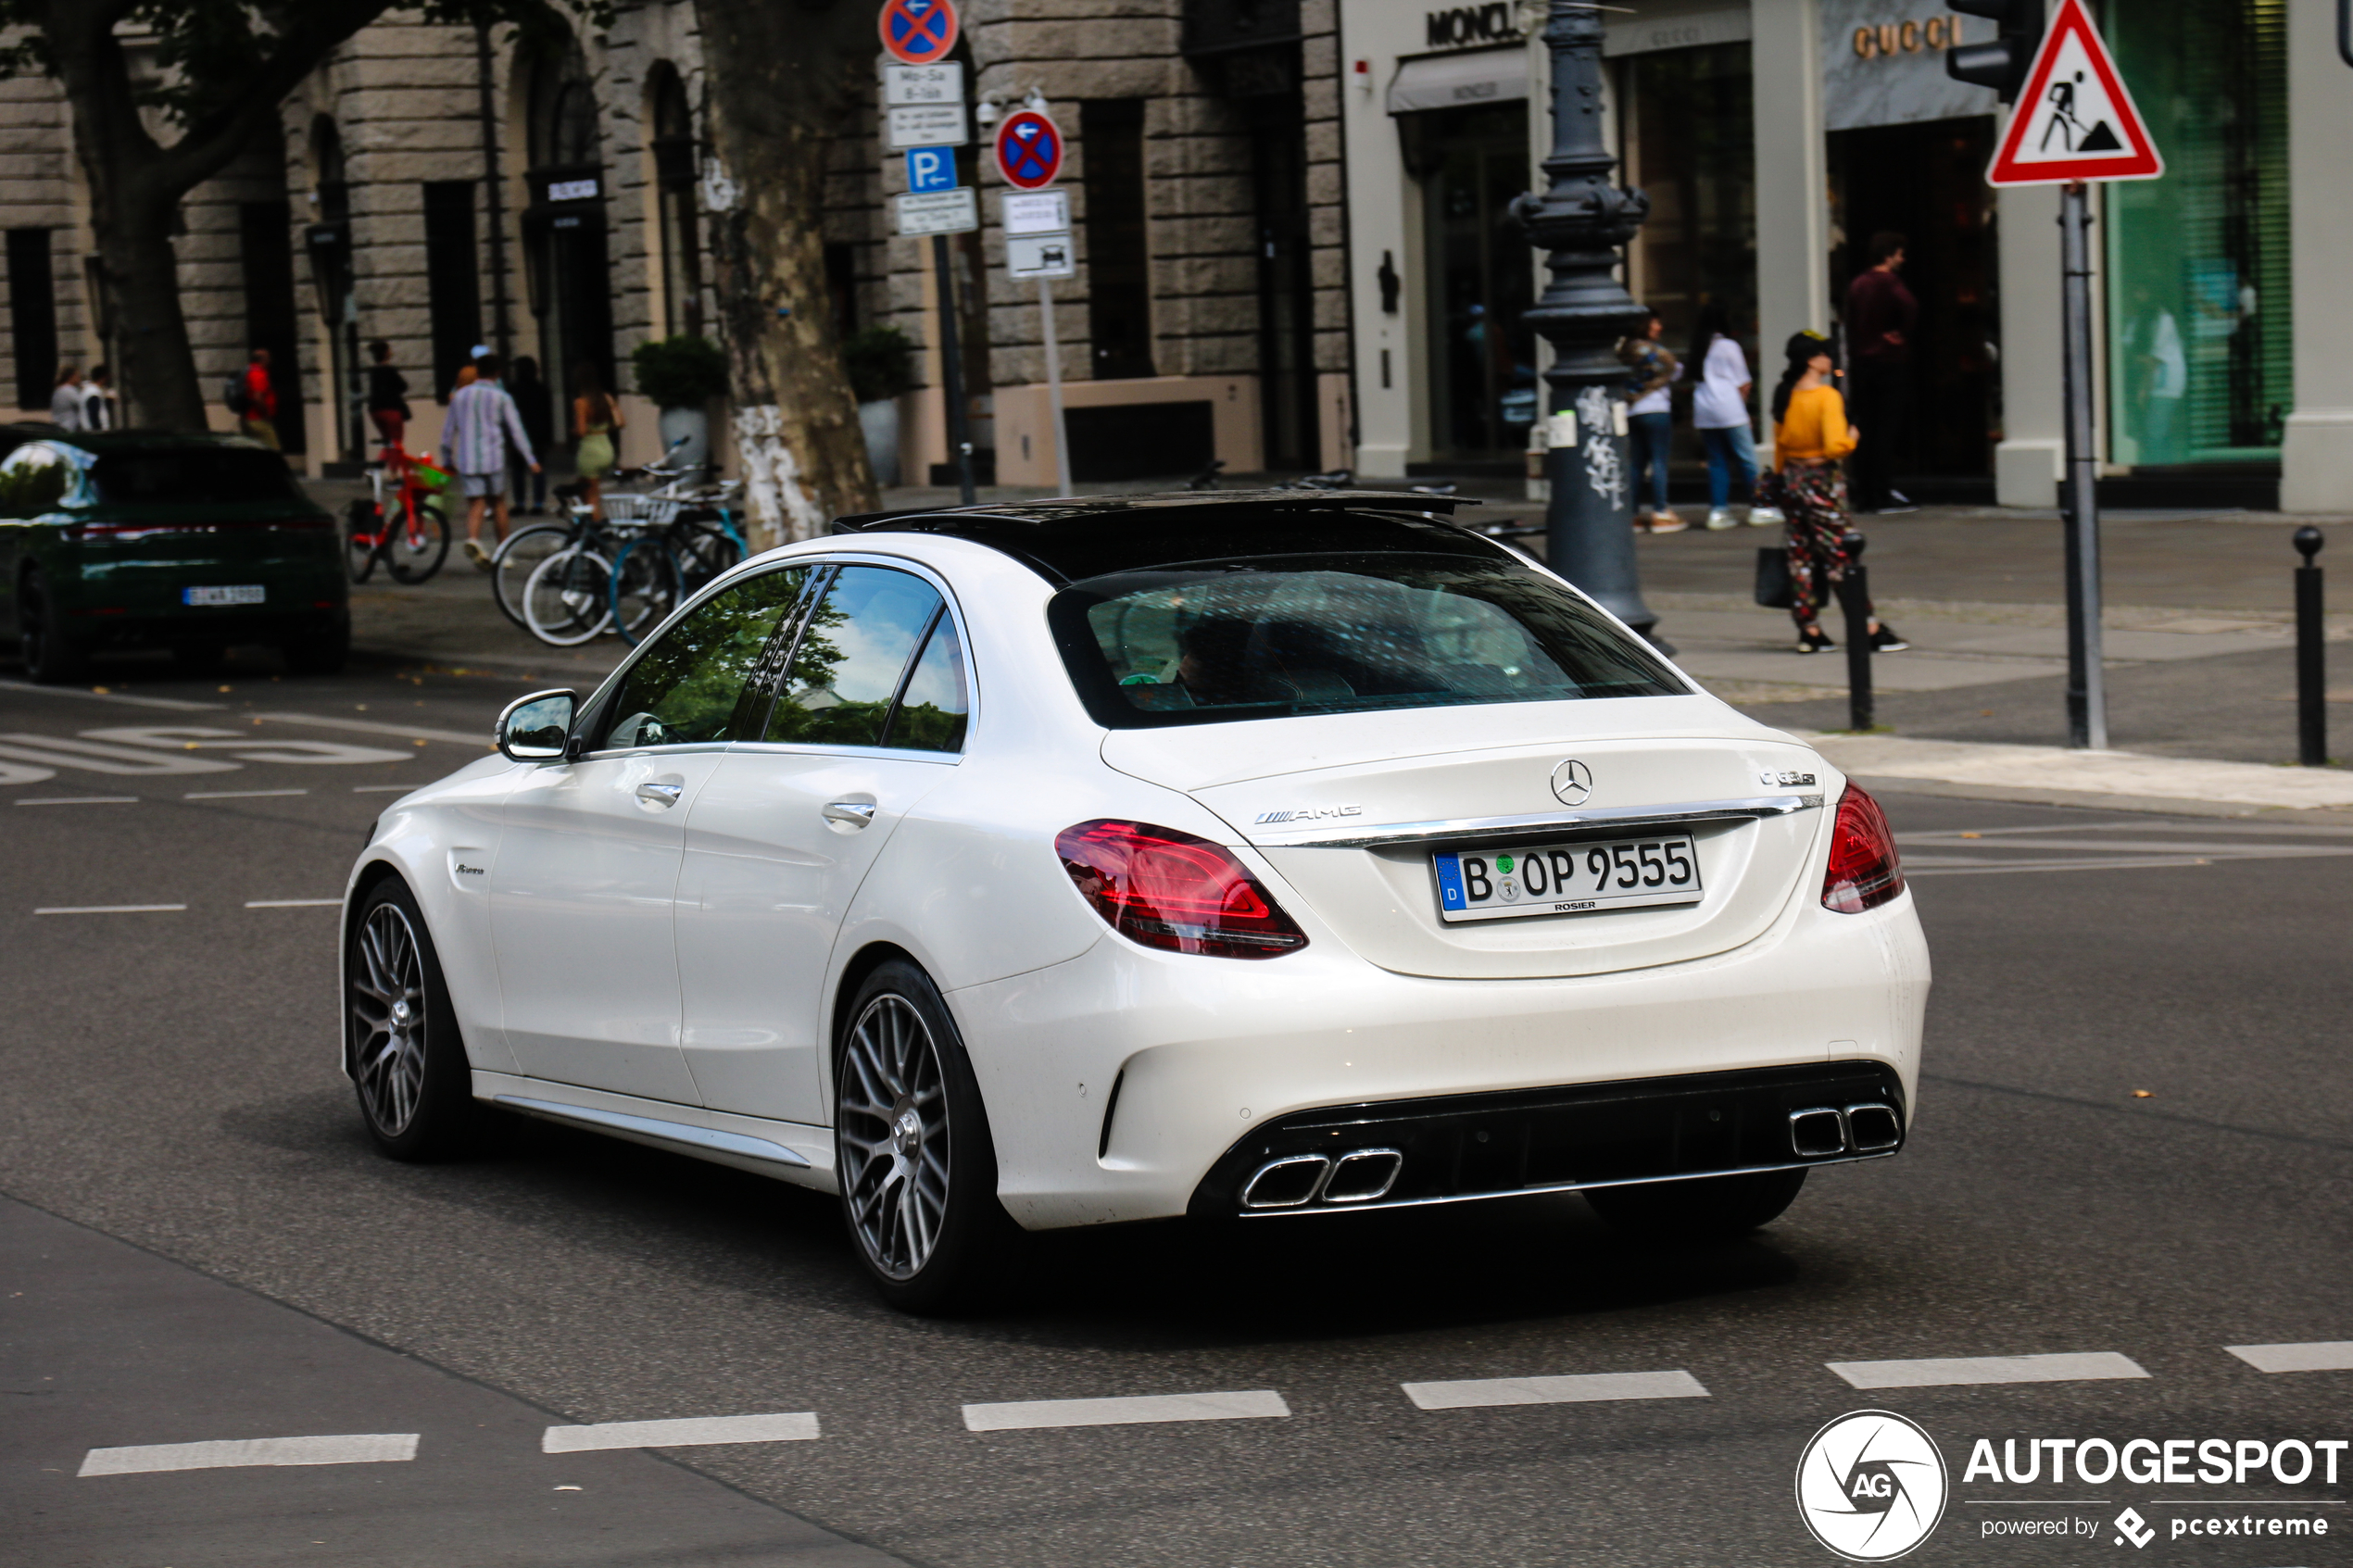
[1829,1352,2149,1389]
[245,899,343,909]
[0,735,237,775]
[253,710,491,747]
[34,904,187,915]
[185,789,309,800]
[352,784,415,793]
[1402,1371,1709,1410]
[541,1412,820,1452]
[78,1433,418,1476]
[2225,1341,2353,1374]
[0,680,222,711]
[962,1390,1290,1432]
[15,796,138,806]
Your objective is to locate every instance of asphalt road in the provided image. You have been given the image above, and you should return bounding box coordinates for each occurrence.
[4,659,2349,1567]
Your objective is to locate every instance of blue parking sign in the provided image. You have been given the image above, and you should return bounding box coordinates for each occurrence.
[904,145,958,194]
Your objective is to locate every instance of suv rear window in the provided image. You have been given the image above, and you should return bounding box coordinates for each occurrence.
[90,448,298,505]
[1050,553,1686,728]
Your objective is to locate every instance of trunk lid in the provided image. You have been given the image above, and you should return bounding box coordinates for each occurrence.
[1101,696,1832,980]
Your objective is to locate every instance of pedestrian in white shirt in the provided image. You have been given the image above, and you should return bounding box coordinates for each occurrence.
[1688,306,1770,529]
[48,365,84,431]
[443,353,540,568]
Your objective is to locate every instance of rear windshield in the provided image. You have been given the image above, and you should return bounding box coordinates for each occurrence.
[90,448,299,505]
[1050,553,1687,728]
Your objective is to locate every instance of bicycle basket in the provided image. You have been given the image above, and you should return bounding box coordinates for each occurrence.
[603,493,684,525]
[409,457,452,491]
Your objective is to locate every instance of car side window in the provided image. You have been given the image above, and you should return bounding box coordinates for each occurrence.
[766,566,944,747]
[882,612,968,753]
[597,567,810,750]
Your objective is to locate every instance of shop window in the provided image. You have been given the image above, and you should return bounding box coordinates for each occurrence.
[1081,100,1154,380]
[1402,103,1534,459]
[422,182,482,402]
[7,229,57,413]
[648,65,704,340]
[2104,0,2290,466]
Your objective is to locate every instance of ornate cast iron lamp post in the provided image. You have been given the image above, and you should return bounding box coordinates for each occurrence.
[1514,0,1661,645]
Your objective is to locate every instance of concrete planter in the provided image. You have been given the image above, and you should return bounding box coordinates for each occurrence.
[658,404,711,471]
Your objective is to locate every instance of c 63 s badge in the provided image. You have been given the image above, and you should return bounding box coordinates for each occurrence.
[1796,1410,1948,1562]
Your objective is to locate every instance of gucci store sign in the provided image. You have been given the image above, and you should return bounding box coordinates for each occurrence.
[1821,0,1998,131]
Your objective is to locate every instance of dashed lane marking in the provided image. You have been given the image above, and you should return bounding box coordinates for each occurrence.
[541,1412,821,1453]
[2226,1341,2353,1374]
[963,1390,1290,1432]
[78,1433,419,1476]
[1829,1352,2149,1389]
[245,899,343,909]
[185,788,308,800]
[34,904,187,916]
[1402,1371,1709,1410]
[252,710,490,748]
[352,784,415,793]
[15,796,137,806]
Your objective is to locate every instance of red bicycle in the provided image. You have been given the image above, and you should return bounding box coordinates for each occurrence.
[343,439,451,583]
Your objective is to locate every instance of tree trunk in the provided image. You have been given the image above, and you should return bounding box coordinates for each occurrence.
[692,0,880,549]
[94,195,210,433]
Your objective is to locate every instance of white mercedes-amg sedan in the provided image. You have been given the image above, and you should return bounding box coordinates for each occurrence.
[342,492,1927,1311]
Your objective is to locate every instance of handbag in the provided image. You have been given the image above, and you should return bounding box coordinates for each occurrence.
[1754,545,1794,609]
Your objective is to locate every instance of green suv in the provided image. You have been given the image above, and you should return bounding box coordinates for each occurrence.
[0,429,348,683]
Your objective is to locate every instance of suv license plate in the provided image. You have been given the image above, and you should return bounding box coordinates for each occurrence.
[1432,835,1703,922]
[183,584,265,606]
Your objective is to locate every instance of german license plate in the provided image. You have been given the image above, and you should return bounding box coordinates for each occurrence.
[1432,835,1703,922]
[183,584,265,606]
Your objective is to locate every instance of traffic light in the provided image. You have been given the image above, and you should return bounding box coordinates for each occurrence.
[1947,0,2045,103]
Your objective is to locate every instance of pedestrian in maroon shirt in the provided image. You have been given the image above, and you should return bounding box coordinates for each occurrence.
[1843,232,1916,514]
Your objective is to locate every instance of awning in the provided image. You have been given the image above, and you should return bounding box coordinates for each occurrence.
[1387,46,1529,116]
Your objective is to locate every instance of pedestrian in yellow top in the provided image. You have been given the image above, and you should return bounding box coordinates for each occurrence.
[1765,332,1906,656]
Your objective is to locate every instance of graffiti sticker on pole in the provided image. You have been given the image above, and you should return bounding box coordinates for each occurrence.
[1985,0,2161,186]
[878,0,959,67]
[993,109,1064,192]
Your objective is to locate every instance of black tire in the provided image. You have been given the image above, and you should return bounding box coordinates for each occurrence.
[1583,1168,1807,1243]
[834,959,1018,1313]
[19,569,86,684]
[283,618,350,676]
[346,876,478,1160]
[384,497,450,584]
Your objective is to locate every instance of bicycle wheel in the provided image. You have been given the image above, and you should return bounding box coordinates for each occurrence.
[343,499,382,584]
[491,524,573,628]
[674,516,744,593]
[609,534,682,646]
[385,497,451,584]
[521,546,615,646]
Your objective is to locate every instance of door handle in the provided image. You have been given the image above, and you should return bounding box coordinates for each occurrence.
[635,780,685,808]
[823,800,877,827]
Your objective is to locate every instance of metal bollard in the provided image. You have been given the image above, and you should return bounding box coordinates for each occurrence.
[1836,528,1874,732]
[2295,526,2326,767]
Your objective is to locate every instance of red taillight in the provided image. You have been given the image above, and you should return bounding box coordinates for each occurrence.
[1821,784,1905,913]
[1056,819,1308,959]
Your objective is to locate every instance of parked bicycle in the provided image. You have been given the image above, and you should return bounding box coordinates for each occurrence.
[342,439,451,583]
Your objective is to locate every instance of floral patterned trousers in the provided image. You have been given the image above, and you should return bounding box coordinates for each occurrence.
[1766,459,1872,633]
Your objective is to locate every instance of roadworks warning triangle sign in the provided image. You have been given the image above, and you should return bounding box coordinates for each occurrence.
[1987,0,2163,186]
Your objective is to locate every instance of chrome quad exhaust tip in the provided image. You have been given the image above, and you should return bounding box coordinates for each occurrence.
[1239,1147,1406,1210]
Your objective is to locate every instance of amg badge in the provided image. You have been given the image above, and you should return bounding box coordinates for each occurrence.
[1253,805,1364,824]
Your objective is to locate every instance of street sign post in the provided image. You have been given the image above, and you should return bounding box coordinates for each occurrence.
[993,109,1063,191]
[1982,0,2162,750]
[1001,187,1075,492]
[877,0,958,66]
[893,187,976,236]
[904,145,958,194]
[883,63,967,149]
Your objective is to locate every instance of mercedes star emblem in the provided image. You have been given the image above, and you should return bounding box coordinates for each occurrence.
[1550,759,1594,806]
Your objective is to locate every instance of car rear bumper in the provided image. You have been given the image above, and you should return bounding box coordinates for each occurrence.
[62,606,347,649]
[1185,1060,1906,1218]
[949,890,1929,1231]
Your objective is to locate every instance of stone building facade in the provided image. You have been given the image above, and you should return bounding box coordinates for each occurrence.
[0,0,1357,491]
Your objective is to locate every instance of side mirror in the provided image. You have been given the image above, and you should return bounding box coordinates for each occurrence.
[497,689,576,761]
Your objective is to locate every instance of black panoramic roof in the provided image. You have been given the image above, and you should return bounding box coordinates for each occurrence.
[831,489,1499,585]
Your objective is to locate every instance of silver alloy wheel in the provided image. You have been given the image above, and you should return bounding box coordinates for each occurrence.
[351,901,428,1137]
[838,994,950,1280]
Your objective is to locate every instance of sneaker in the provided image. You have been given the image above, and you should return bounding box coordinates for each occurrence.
[1647,510,1690,533]
[463,538,491,571]
[1705,508,1738,531]
[1795,626,1834,655]
[1870,623,1909,652]
[1747,506,1785,525]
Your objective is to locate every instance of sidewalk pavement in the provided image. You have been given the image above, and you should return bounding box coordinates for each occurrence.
[308,477,2352,818]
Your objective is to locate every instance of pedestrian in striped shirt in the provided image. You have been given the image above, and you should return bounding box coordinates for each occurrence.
[445,353,540,569]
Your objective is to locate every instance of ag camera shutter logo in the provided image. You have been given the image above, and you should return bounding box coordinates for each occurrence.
[1796,1411,1949,1561]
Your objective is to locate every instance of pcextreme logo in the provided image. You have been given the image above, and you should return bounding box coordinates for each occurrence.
[1796,1410,1951,1562]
